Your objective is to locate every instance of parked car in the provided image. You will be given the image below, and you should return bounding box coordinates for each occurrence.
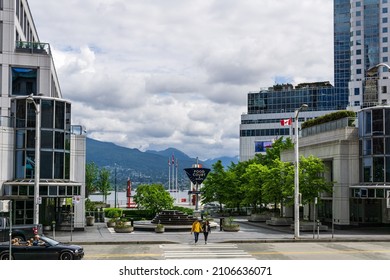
[0,235,84,260]
[0,217,42,242]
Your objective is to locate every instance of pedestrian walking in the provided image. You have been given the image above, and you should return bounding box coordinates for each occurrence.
[202,220,211,244]
[191,219,203,244]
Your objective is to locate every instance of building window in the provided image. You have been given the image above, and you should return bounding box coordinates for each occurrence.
[356,59,362,65]
[382,86,388,93]
[356,30,362,36]
[356,11,361,17]
[383,37,388,43]
[11,68,37,96]
[355,88,360,95]
[383,18,388,23]
[384,27,388,33]
[383,7,388,13]
[384,47,389,53]
[354,101,360,106]
[383,57,389,62]
[357,69,362,74]
[357,49,362,55]
[356,20,361,27]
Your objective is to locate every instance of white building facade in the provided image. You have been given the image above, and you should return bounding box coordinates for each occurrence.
[0,0,86,229]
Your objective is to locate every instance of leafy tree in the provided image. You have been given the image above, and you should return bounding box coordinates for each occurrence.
[133,184,174,214]
[85,162,99,197]
[298,155,333,204]
[261,159,294,215]
[202,160,230,211]
[241,162,266,212]
[98,167,111,204]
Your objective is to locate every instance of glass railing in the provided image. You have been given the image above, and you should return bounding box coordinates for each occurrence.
[71,125,87,135]
[15,41,50,54]
[301,117,356,137]
[0,116,13,127]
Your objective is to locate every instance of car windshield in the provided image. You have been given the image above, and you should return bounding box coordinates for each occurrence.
[39,236,59,246]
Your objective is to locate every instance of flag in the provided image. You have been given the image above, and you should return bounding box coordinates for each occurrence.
[168,158,171,166]
[172,154,175,164]
[280,118,292,126]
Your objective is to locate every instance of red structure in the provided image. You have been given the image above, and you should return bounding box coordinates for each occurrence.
[126,178,133,208]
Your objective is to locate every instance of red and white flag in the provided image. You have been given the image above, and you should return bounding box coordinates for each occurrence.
[280,118,292,126]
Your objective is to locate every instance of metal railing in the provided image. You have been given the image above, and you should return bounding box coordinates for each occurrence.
[15,41,51,55]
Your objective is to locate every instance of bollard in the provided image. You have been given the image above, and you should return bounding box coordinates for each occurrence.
[220,218,224,231]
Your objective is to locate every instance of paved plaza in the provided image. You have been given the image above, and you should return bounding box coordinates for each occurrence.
[46,217,390,245]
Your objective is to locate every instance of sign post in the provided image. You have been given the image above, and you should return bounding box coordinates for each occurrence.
[184,167,210,211]
[0,200,12,260]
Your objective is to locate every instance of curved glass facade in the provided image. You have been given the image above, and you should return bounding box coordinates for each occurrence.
[358,106,390,183]
[12,97,71,180]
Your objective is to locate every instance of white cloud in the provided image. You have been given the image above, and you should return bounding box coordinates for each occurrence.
[28,0,333,160]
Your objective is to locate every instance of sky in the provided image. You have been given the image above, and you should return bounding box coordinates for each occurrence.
[27,0,334,160]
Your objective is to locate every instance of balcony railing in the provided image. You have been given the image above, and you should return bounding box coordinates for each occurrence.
[301,117,356,137]
[15,41,51,55]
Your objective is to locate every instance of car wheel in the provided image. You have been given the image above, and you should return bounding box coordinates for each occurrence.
[0,252,13,260]
[59,251,73,260]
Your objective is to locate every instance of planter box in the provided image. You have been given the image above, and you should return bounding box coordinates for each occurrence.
[86,216,95,226]
[114,226,134,233]
[155,227,165,233]
[222,225,240,232]
[106,221,116,228]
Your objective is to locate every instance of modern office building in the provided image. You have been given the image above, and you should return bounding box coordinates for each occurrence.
[348,0,390,109]
[240,82,344,161]
[0,0,86,229]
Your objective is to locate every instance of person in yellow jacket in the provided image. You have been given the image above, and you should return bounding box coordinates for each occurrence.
[191,219,203,244]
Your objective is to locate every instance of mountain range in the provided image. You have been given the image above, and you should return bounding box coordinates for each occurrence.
[86,137,239,190]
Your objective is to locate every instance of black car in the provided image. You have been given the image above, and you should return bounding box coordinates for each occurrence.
[0,235,84,260]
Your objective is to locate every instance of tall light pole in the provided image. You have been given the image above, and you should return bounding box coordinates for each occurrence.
[294,103,308,239]
[114,164,117,208]
[26,94,40,225]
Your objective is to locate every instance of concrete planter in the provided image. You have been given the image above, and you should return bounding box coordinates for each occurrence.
[86,216,95,226]
[114,226,134,233]
[155,226,165,233]
[222,225,240,232]
[106,221,116,228]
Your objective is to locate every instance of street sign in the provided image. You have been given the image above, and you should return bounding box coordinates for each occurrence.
[73,196,81,204]
[0,200,10,212]
[188,191,204,195]
[184,168,210,185]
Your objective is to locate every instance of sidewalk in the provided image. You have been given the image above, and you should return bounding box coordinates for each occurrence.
[45,217,390,245]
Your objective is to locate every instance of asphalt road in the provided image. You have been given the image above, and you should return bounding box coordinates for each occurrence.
[83,241,390,260]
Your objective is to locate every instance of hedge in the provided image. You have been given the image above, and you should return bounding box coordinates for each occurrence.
[301,110,356,130]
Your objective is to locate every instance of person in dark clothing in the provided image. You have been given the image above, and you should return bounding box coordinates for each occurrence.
[202,220,211,244]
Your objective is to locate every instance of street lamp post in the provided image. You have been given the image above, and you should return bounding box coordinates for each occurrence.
[114,165,117,208]
[26,94,40,226]
[294,103,308,239]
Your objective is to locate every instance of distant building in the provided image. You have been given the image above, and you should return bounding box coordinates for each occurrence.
[240,82,342,161]
[0,0,86,229]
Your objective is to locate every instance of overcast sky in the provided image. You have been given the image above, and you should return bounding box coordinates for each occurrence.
[28,0,333,160]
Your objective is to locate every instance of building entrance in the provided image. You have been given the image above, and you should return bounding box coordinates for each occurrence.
[350,198,382,224]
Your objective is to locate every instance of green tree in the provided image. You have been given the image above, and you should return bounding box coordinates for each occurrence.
[133,184,174,214]
[98,167,111,204]
[261,159,294,215]
[298,155,333,205]
[241,162,266,212]
[85,162,99,197]
[202,160,229,211]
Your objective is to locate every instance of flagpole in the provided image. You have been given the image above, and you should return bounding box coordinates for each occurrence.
[176,159,178,202]
[168,158,171,192]
[172,155,175,196]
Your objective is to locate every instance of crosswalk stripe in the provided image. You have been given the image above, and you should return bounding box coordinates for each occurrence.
[160,244,255,259]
